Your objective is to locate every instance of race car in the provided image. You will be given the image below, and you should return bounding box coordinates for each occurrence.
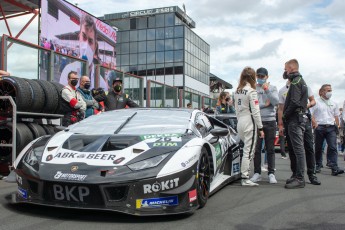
[10,108,242,216]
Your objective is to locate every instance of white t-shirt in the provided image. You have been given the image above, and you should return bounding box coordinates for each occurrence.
[311,97,339,125]
[278,82,313,105]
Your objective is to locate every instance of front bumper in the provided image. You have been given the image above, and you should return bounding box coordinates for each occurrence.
[12,166,199,216]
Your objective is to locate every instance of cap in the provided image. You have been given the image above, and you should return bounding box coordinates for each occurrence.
[112,77,122,84]
[256,67,268,76]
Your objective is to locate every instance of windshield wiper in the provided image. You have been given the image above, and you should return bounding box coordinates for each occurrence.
[114,112,137,134]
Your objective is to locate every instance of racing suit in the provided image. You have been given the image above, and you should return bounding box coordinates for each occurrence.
[61,85,86,126]
[283,72,308,181]
[103,91,139,111]
[234,83,263,179]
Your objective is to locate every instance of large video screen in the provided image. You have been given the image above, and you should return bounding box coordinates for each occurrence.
[40,0,117,89]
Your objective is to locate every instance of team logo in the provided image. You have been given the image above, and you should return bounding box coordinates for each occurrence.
[143,178,179,194]
[71,166,78,172]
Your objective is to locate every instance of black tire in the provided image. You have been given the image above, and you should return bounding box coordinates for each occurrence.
[0,76,33,113]
[24,79,46,113]
[197,147,211,209]
[40,124,55,135]
[34,79,59,114]
[4,122,34,156]
[48,81,64,114]
[25,122,47,139]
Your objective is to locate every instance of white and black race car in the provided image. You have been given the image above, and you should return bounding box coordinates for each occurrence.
[11,108,242,215]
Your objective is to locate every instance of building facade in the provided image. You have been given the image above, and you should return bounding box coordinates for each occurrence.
[102,6,210,96]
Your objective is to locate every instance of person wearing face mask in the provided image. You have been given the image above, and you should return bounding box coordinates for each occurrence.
[77,76,100,118]
[250,67,279,184]
[102,77,139,111]
[311,84,344,176]
[60,71,86,126]
[216,92,233,114]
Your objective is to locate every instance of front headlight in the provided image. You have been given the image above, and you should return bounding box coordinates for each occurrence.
[127,153,170,171]
[23,145,44,172]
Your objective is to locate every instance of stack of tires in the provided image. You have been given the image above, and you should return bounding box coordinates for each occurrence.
[0,76,65,175]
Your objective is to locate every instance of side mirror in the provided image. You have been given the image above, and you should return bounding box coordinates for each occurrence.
[210,128,229,137]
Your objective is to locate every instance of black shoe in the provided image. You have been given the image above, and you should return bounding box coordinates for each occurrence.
[331,169,344,176]
[309,176,321,185]
[286,175,296,184]
[315,166,321,173]
[285,178,305,189]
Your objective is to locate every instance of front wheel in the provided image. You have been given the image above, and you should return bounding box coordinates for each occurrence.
[197,147,211,208]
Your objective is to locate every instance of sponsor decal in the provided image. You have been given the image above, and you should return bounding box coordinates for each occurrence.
[54,171,87,181]
[215,144,222,168]
[143,178,179,194]
[254,99,259,105]
[52,152,116,161]
[16,175,22,185]
[152,142,178,147]
[140,133,181,140]
[181,154,198,167]
[136,196,178,209]
[189,189,197,202]
[233,163,240,173]
[18,187,27,199]
[53,184,90,202]
[71,166,78,172]
[113,157,125,164]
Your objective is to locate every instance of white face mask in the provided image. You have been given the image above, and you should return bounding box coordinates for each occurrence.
[325,92,332,99]
[80,42,94,66]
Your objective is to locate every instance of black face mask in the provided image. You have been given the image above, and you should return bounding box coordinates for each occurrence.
[225,98,230,102]
[84,83,91,89]
[283,71,288,79]
[70,79,78,86]
[114,85,122,92]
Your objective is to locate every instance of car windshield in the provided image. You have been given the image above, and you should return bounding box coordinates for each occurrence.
[68,109,191,135]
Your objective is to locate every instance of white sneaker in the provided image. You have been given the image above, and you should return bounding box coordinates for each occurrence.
[241,179,259,186]
[261,166,268,172]
[269,174,277,184]
[250,173,262,183]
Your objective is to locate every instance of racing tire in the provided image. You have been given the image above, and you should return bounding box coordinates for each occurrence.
[3,122,34,156]
[0,76,33,113]
[34,79,59,114]
[24,79,46,113]
[41,124,55,135]
[48,81,64,114]
[25,122,47,139]
[197,147,211,209]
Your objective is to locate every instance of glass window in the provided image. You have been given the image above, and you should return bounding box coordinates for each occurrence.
[147,52,155,64]
[117,32,122,43]
[130,31,138,42]
[175,15,182,25]
[174,50,183,62]
[130,54,137,65]
[165,51,173,62]
[174,63,183,74]
[147,41,156,52]
[129,65,137,75]
[156,14,164,27]
[130,42,138,54]
[165,27,174,38]
[156,40,164,51]
[174,38,183,50]
[121,65,129,73]
[156,28,164,39]
[156,52,164,63]
[138,30,146,40]
[116,55,121,66]
[147,64,155,76]
[130,18,137,29]
[165,39,173,50]
[138,53,146,64]
[121,43,129,54]
[148,16,155,28]
[122,54,129,65]
[156,64,164,75]
[165,62,174,75]
[138,41,146,53]
[138,65,147,76]
[122,31,129,42]
[138,17,148,29]
[165,13,174,26]
[175,26,183,37]
[147,29,155,40]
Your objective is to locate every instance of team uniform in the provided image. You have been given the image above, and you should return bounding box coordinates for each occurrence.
[234,83,263,185]
[61,85,86,126]
[103,91,139,111]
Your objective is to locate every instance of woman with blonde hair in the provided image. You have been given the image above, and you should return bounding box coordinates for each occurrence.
[234,67,264,186]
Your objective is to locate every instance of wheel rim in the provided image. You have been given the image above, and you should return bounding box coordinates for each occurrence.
[198,153,210,200]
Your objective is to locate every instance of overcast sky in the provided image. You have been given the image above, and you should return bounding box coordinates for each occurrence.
[1,0,345,107]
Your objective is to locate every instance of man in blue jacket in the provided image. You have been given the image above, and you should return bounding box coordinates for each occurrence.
[77,76,100,118]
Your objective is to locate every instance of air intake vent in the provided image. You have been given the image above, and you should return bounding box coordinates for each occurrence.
[104,186,128,201]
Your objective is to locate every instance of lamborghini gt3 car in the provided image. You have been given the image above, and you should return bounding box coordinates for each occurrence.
[11,108,242,215]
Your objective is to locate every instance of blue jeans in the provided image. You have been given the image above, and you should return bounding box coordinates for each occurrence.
[314,125,338,170]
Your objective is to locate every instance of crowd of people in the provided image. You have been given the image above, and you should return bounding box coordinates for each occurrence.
[233,59,344,188]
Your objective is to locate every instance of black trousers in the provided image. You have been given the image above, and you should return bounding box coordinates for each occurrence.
[254,120,276,175]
